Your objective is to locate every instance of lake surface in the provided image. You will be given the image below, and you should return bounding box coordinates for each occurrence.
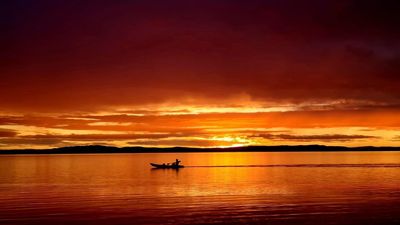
[0,152,399,225]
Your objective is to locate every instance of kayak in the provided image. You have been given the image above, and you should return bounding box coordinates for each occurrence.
[150,163,184,169]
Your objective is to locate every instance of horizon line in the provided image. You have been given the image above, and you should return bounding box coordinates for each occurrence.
[1,144,400,154]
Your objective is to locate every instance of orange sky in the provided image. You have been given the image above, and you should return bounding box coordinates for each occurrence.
[1,1,399,149]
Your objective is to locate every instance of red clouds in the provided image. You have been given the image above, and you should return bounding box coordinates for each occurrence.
[1,0,399,112]
[0,109,399,149]
[0,129,17,138]
[0,1,399,148]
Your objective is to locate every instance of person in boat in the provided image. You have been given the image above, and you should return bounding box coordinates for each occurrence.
[170,159,181,167]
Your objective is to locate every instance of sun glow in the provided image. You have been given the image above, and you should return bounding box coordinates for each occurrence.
[1,105,400,149]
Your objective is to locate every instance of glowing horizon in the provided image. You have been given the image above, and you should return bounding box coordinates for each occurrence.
[1,103,399,149]
[1,1,399,149]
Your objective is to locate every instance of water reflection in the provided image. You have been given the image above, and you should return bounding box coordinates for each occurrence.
[0,152,399,225]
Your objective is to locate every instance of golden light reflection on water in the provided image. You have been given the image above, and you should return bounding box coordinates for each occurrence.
[0,152,400,225]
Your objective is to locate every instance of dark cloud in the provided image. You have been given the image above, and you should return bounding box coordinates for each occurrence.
[0,0,399,112]
[0,138,63,146]
[23,133,200,141]
[0,1,399,148]
[0,129,17,137]
[252,134,378,142]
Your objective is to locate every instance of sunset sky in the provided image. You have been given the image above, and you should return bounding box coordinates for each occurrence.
[1,0,399,149]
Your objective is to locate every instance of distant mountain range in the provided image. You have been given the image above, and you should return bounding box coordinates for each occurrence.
[0,145,399,154]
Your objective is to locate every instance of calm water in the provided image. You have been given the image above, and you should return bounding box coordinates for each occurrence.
[0,152,399,225]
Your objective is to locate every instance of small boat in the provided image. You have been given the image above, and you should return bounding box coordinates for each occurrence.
[150,163,184,169]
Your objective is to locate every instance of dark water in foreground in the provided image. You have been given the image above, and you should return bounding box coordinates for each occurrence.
[0,152,399,225]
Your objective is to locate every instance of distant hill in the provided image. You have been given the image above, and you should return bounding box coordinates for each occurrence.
[0,145,399,154]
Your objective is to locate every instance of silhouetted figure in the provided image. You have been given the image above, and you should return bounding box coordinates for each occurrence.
[175,159,181,166]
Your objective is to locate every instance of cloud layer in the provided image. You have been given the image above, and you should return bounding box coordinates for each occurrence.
[0,1,399,148]
[1,0,399,112]
[1,109,399,149]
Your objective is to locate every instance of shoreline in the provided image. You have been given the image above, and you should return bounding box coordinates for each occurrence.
[1,145,400,154]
